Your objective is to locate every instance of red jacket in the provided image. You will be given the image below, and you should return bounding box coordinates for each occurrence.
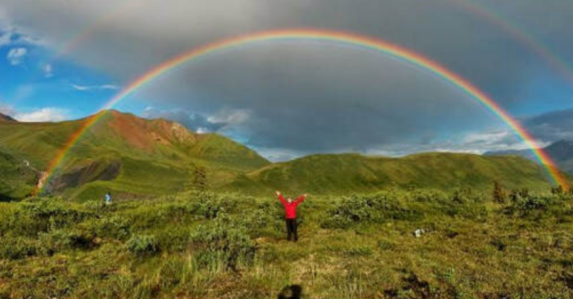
[278,194,305,219]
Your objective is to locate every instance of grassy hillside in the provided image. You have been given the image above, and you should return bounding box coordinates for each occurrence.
[0,147,38,200]
[0,110,270,200]
[0,190,571,298]
[0,110,564,200]
[225,153,556,195]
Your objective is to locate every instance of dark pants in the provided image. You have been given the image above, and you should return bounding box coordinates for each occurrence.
[285,218,298,241]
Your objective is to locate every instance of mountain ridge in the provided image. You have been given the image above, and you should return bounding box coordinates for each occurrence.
[0,110,564,200]
[222,151,556,195]
[0,112,16,122]
[0,110,270,199]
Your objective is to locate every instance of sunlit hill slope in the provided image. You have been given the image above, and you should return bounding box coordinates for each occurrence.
[0,110,563,200]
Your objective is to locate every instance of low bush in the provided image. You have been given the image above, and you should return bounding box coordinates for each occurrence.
[321,192,422,228]
[126,234,159,256]
[89,215,132,240]
[0,237,38,259]
[2,199,92,237]
[39,228,97,254]
[506,192,570,219]
[189,216,256,271]
[186,191,238,219]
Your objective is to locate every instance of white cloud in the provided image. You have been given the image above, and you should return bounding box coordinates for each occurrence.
[0,32,12,48]
[207,109,250,126]
[0,18,44,49]
[6,47,27,65]
[71,84,118,91]
[196,127,210,134]
[0,1,568,156]
[14,107,68,122]
[0,101,16,116]
[42,63,53,77]
[142,107,251,134]
[255,147,303,162]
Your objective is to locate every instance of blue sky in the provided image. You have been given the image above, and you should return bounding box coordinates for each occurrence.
[0,37,121,120]
[0,0,571,160]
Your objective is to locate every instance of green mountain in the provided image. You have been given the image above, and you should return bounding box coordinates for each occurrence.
[0,110,562,200]
[0,110,270,200]
[224,152,556,195]
[0,146,38,200]
[485,140,573,174]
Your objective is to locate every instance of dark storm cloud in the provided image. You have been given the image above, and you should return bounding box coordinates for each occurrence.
[522,109,573,142]
[0,0,571,156]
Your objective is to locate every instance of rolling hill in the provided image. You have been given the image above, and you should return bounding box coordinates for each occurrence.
[0,110,563,200]
[224,152,556,195]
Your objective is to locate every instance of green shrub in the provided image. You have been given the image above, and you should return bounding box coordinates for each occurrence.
[189,216,256,271]
[506,193,569,219]
[39,229,97,254]
[126,234,159,256]
[235,202,284,238]
[186,191,237,219]
[321,192,422,228]
[0,237,38,259]
[91,215,131,240]
[442,201,489,220]
[3,200,91,237]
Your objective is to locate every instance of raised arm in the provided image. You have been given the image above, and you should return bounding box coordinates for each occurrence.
[294,193,308,205]
[276,190,287,205]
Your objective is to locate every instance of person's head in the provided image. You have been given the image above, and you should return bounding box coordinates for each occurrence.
[287,198,293,204]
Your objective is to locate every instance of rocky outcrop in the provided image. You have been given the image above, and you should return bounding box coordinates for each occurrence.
[45,159,122,193]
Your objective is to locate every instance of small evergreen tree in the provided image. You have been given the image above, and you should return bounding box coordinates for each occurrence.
[193,165,208,191]
[493,181,506,203]
[185,163,209,192]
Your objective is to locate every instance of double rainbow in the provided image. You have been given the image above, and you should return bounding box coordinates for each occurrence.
[447,0,572,81]
[39,28,569,192]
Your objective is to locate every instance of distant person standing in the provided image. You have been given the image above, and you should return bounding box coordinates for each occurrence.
[275,190,307,242]
[105,191,112,205]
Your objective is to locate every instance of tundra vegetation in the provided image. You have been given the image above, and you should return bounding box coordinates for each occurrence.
[0,187,571,299]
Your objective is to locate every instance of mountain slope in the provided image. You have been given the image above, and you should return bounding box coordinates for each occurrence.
[485,140,572,174]
[0,110,561,200]
[0,112,16,122]
[0,110,270,200]
[224,152,556,195]
[0,146,38,200]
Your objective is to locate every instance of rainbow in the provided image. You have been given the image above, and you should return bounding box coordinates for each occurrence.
[449,0,571,81]
[38,28,569,192]
[49,0,138,63]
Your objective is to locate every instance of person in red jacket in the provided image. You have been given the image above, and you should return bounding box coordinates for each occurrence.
[276,190,307,242]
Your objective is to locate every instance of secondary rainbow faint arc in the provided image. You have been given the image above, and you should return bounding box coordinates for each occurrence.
[38,28,569,192]
[448,0,571,81]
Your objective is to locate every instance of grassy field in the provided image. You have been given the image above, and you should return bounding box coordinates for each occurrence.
[0,188,571,299]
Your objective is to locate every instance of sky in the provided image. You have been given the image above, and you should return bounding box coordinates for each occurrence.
[0,0,571,161]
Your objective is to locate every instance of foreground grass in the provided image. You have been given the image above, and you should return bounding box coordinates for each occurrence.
[0,189,571,298]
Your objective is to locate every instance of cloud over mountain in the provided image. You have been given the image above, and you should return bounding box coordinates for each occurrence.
[0,0,570,156]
